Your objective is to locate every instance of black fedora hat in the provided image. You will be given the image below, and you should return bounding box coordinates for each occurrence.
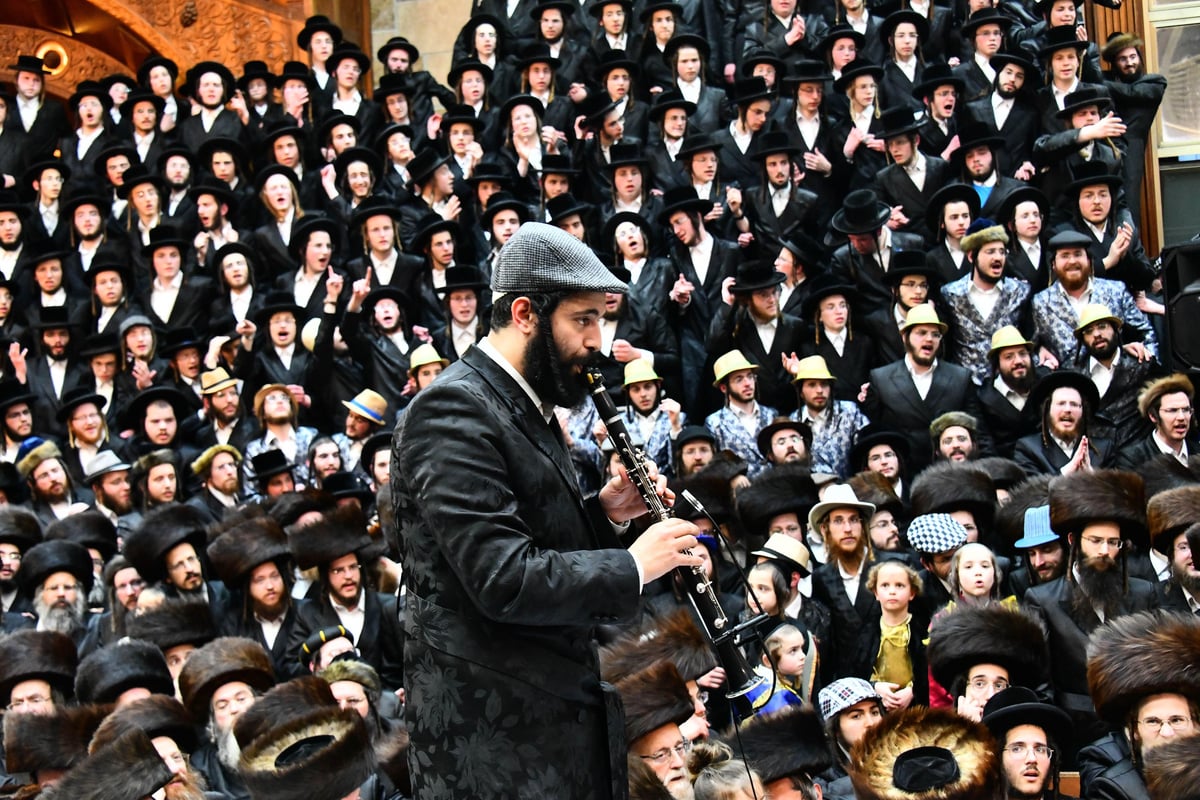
[911,63,965,99]
[288,215,341,260]
[731,260,787,294]
[639,0,684,21]
[981,686,1072,749]
[596,49,640,78]
[649,90,696,120]
[9,55,49,75]
[251,449,295,481]
[212,241,259,273]
[879,10,930,45]
[732,76,773,106]
[317,112,361,144]
[373,73,414,103]
[997,184,1048,222]
[960,7,1013,38]
[275,61,317,91]
[953,120,1005,160]
[78,333,120,359]
[410,213,460,252]
[140,224,187,258]
[185,62,236,99]
[499,93,546,123]
[377,35,420,64]
[480,191,532,229]
[157,327,204,358]
[587,0,633,16]
[830,189,890,234]
[375,122,416,153]
[530,0,578,18]
[237,60,275,93]
[1056,85,1113,119]
[437,265,490,296]
[579,96,622,131]
[1065,160,1122,195]
[89,261,132,289]
[850,425,910,471]
[406,147,453,187]
[877,106,925,140]
[677,132,723,159]
[926,182,981,235]
[601,210,654,247]
[327,43,371,75]
[753,129,797,160]
[607,142,649,172]
[350,195,404,228]
[116,165,164,199]
[119,385,191,430]
[197,136,249,171]
[465,160,511,187]
[32,305,73,331]
[818,24,865,53]
[155,145,195,175]
[779,230,828,268]
[0,380,36,414]
[885,249,942,286]
[54,385,107,424]
[123,89,165,117]
[990,50,1039,80]
[92,144,139,182]
[540,153,580,176]
[741,48,786,78]
[657,185,711,224]
[447,58,494,87]
[261,115,305,150]
[545,193,592,224]
[254,292,305,326]
[69,80,113,111]
[833,59,884,92]
[362,285,410,315]
[783,60,833,90]
[0,190,26,216]
[1038,25,1091,58]
[800,272,857,320]
[663,33,710,61]
[333,146,383,180]
[1028,369,1100,414]
[514,43,561,71]
[297,15,344,50]
[441,103,485,133]
[23,160,72,193]
[187,176,237,211]
[136,55,179,87]
[253,163,301,193]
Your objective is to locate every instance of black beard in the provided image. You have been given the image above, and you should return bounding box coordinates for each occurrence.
[0,577,15,594]
[1003,367,1037,393]
[524,313,589,408]
[0,240,21,252]
[166,178,190,192]
[996,84,1019,100]
[1072,554,1124,619]
[77,229,103,242]
[1170,561,1200,595]
[1087,337,1119,361]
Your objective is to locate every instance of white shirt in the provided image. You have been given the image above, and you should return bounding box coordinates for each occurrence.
[1022,239,1041,270]
[150,272,183,322]
[199,106,222,133]
[968,279,1000,319]
[845,10,869,34]
[1066,279,1094,317]
[730,120,753,154]
[904,152,926,191]
[624,257,646,286]
[731,401,763,436]
[895,55,918,83]
[275,343,295,372]
[600,317,618,355]
[796,112,821,149]
[478,338,551,421]
[372,251,398,287]
[689,232,714,286]
[96,305,118,332]
[332,90,364,119]
[678,76,702,104]
[293,269,322,309]
[974,52,996,84]
[40,288,67,307]
[230,287,253,324]
[17,96,40,132]
[76,127,104,160]
[756,316,778,352]
[1089,350,1117,398]
[605,33,628,50]
[96,380,114,411]
[1154,429,1191,465]
[1086,220,1108,241]
[277,208,295,246]
[992,92,1013,129]
[452,320,477,357]
[853,106,874,135]
[693,180,713,200]
[0,246,20,279]
[47,356,67,398]
[838,559,862,604]
[771,185,790,217]
[905,354,936,400]
[257,614,284,649]
[825,327,846,356]
[1052,79,1079,110]
[801,404,829,435]
[993,374,1026,411]
[331,591,366,642]
[1148,548,1171,583]
[946,240,965,271]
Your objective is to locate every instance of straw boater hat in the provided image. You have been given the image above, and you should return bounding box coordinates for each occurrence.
[615,661,694,745]
[74,639,174,704]
[38,729,173,800]
[1087,610,1200,726]
[928,605,1047,692]
[178,637,276,720]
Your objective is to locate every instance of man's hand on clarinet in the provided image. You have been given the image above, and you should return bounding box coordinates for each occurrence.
[628,519,704,584]
[599,461,674,522]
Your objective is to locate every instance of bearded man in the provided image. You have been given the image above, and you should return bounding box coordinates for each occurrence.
[10,540,93,643]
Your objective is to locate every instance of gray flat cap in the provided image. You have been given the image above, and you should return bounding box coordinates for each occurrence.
[491,222,628,296]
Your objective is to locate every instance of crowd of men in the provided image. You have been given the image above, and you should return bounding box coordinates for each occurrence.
[0,0,1195,797]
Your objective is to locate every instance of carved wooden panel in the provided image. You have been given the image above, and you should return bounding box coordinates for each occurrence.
[0,25,130,94]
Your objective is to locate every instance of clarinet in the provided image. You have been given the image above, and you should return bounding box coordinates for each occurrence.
[584,368,763,717]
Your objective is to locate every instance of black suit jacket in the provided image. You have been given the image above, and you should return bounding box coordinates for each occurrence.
[829,231,927,316]
[0,126,29,184]
[965,95,1039,177]
[222,599,308,680]
[874,157,953,237]
[26,356,89,441]
[975,367,1048,459]
[139,275,216,333]
[292,590,403,689]
[861,358,982,472]
[177,110,246,155]
[812,559,880,683]
[1013,431,1115,476]
[707,307,805,414]
[15,99,70,161]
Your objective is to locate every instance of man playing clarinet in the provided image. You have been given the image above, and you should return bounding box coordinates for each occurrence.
[392,222,702,800]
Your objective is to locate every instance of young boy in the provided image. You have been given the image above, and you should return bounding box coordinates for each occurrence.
[749,622,813,714]
[867,560,925,711]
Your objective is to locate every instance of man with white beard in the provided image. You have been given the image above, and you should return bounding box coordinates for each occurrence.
[616,662,697,800]
[6,540,93,644]
[178,637,276,800]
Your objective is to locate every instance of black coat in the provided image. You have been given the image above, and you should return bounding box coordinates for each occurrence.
[975,367,1048,459]
[1114,433,1200,473]
[707,307,805,414]
[392,345,641,799]
[13,98,70,162]
[669,235,742,414]
[811,559,880,684]
[340,309,413,415]
[873,157,953,237]
[1013,431,1115,476]
[829,231,927,317]
[138,275,216,333]
[964,94,1040,177]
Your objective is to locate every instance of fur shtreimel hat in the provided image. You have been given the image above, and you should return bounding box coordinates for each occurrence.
[959,219,1009,254]
[994,475,1053,547]
[615,661,694,745]
[88,694,198,754]
[319,659,383,707]
[1137,373,1193,420]
[235,677,376,800]
[125,599,218,653]
[849,707,1000,800]
[1049,469,1147,545]
[287,504,373,570]
[3,702,111,774]
[0,629,78,701]
[848,470,904,517]
[734,463,819,540]
[178,636,276,720]
[973,457,1026,491]
[601,609,718,683]
[122,502,209,584]
[74,638,174,704]
[207,516,292,586]
[1144,736,1200,800]
[928,606,1047,691]
[39,728,173,800]
[44,511,118,563]
[910,462,996,527]
[733,706,833,784]
[1147,486,1200,555]
[0,505,43,550]
[1087,610,1200,726]
[17,539,95,596]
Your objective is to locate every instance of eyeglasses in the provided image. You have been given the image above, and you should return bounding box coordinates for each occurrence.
[0,550,21,563]
[1004,743,1053,759]
[115,578,145,593]
[1139,716,1195,733]
[329,563,361,578]
[1081,535,1124,551]
[7,694,50,710]
[968,677,1009,693]
[640,739,691,764]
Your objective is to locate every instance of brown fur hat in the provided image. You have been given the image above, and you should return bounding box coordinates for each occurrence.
[960,224,1009,254]
[1143,736,1200,800]
[849,707,1000,800]
[1049,469,1147,545]
[125,599,218,653]
[4,703,112,774]
[74,639,174,704]
[974,457,1027,491]
[1101,32,1143,62]
[44,511,118,563]
[17,539,95,595]
[0,629,78,701]
[601,609,719,683]
[848,470,904,517]
[1146,486,1200,555]
[1087,610,1200,725]
[0,505,43,550]
[911,462,996,529]
[123,502,210,583]
[928,606,1047,691]
[88,694,197,754]
[207,516,291,585]
[39,728,173,800]
[732,705,833,783]
[318,659,383,707]
[678,452,747,521]
[235,678,375,800]
[287,504,373,570]
[994,475,1054,547]
[178,636,276,720]
[929,411,978,445]
[1137,374,1194,421]
[615,661,694,745]
[265,489,337,529]
[734,463,819,539]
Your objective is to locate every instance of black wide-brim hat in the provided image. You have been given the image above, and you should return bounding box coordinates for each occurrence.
[0,380,36,414]
[480,191,532,229]
[833,58,884,93]
[275,61,317,91]
[663,33,710,61]
[545,193,592,224]
[373,73,414,103]
[78,332,121,359]
[926,182,982,234]
[187,176,238,210]
[596,49,640,78]
[254,162,301,193]
[9,55,50,75]
[997,184,1048,221]
[912,62,965,99]
[377,35,419,63]
[140,224,188,257]
[819,24,866,53]
[783,59,834,90]
[238,60,276,93]
[800,273,858,320]
[982,686,1072,747]
[69,80,113,111]
[362,285,410,315]
[407,147,453,188]
[92,144,139,181]
[649,90,697,120]
[116,165,164,199]
[254,291,307,327]
[601,210,654,246]
[878,106,925,140]
[197,136,249,170]
[327,44,371,75]
[953,121,1006,162]
[334,146,384,181]
[1056,85,1113,119]
[639,0,684,22]
[742,48,786,77]
[437,265,490,296]
[1028,369,1100,414]
[251,448,295,480]
[990,50,1039,79]
[676,132,722,159]
[499,93,546,123]
[850,425,910,470]
[186,61,236,99]
[530,0,577,18]
[580,96,622,131]
[157,326,204,358]
[960,7,1014,38]
[1065,161,1123,195]
[317,112,362,144]
[879,10,930,44]
[1038,25,1091,58]
[587,0,633,16]
[119,385,191,431]
[831,189,891,234]
[731,260,787,294]
[23,160,72,193]
[733,76,773,106]
[753,129,797,159]
[410,213,459,253]
[657,185,712,224]
[447,58,494,87]
[350,196,404,228]
[514,42,561,71]
[136,55,179,86]
[886,249,942,285]
[54,385,107,424]
[297,14,343,50]
[607,142,650,172]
